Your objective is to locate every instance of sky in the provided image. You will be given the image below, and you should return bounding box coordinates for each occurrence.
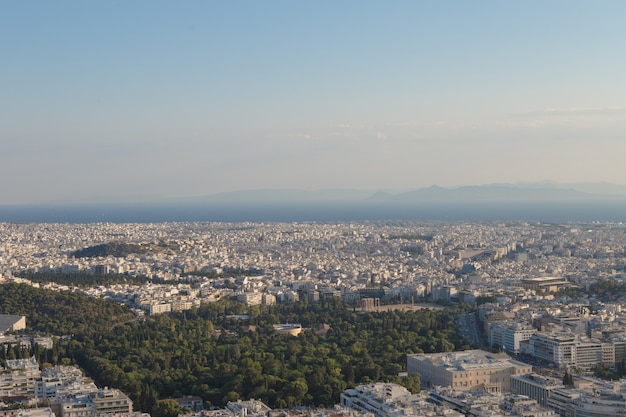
[2,1,626,205]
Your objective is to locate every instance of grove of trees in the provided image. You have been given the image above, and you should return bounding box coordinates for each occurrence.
[0,283,471,412]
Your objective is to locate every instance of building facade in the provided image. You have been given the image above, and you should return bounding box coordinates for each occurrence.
[488,321,537,354]
[407,350,532,393]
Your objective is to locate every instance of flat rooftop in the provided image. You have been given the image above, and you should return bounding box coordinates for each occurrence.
[409,349,530,371]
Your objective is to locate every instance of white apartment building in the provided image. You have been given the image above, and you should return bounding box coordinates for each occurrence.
[339,383,411,417]
[225,400,271,417]
[236,292,263,306]
[0,356,41,397]
[35,365,97,401]
[527,331,577,368]
[547,388,626,417]
[488,321,537,354]
[147,302,172,315]
[171,299,194,312]
[526,331,626,370]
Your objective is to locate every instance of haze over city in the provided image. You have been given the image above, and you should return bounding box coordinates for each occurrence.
[5,4,626,416]
[2,1,626,205]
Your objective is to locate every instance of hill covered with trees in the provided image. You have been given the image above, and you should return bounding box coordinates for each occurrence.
[71,242,150,258]
[0,283,135,337]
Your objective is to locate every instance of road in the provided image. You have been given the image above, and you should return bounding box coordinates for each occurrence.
[459,312,483,347]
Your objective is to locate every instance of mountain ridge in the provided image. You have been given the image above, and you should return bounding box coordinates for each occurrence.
[192,182,626,203]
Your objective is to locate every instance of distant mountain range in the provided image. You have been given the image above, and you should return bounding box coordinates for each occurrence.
[194,188,375,202]
[196,182,626,203]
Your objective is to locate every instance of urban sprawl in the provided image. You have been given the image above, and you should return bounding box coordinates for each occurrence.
[2,220,626,417]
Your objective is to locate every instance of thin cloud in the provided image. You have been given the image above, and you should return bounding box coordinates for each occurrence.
[510,107,626,117]
[542,107,626,115]
[496,106,626,129]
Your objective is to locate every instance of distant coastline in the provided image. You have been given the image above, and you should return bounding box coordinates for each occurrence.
[1,200,625,224]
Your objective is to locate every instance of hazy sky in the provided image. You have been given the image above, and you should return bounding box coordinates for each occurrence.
[2,1,626,204]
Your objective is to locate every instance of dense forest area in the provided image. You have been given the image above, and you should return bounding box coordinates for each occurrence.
[0,283,134,336]
[0,283,470,412]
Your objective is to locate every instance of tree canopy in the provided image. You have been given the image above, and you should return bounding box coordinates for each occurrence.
[71,242,149,258]
[0,283,468,411]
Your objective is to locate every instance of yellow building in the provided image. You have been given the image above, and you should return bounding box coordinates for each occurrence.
[407,349,532,393]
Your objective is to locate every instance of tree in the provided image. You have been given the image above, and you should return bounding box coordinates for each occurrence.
[592,363,619,381]
[139,384,159,412]
[401,373,421,394]
[154,399,180,417]
[3,287,467,409]
[285,378,308,406]
[562,370,574,386]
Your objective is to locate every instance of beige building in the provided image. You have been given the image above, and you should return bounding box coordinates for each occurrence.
[407,349,532,393]
[51,388,133,417]
[51,395,95,417]
[0,315,26,334]
[91,388,133,416]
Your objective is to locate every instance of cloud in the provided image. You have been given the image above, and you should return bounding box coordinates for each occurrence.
[495,106,626,129]
[540,107,626,115]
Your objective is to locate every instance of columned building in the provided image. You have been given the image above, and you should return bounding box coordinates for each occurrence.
[407,349,532,393]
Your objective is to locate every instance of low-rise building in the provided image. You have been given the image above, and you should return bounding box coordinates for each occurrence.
[51,389,133,417]
[0,357,41,398]
[172,396,203,411]
[407,349,532,393]
[340,383,411,416]
[341,383,464,417]
[510,373,564,407]
[225,399,271,417]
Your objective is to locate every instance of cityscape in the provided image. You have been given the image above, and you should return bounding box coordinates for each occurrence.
[3,1,626,417]
[1,219,626,417]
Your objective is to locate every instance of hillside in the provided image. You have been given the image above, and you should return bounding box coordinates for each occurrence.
[71,242,150,258]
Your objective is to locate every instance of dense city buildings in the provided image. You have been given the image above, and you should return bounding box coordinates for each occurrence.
[1,220,624,317]
[340,383,463,417]
[1,220,626,417]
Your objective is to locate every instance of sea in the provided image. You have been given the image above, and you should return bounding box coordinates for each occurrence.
[0,200,625,224]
